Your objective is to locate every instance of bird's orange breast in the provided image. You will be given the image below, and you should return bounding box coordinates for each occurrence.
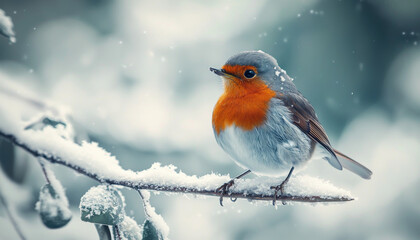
[212,78,276,135]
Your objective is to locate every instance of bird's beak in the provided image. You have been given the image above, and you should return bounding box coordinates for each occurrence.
[209,67,232,77]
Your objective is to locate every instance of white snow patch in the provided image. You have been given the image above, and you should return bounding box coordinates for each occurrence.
[232,175,352,200]
[119,216,143,239]
[24,111,75,140]
[0,9,16,43]
[140,190,170,239]
[79,185,125,220]
[35,163,72,219]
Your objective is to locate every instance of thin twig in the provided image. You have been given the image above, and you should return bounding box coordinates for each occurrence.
[0,130,354,204]
[114,225,121,240]
[0,188,27,240]
[138,191,150,218]
[38,159,51,184]
[0,88,57,114]
[138,189,169,238]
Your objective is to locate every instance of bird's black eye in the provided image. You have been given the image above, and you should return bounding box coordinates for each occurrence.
[244,69,256,79]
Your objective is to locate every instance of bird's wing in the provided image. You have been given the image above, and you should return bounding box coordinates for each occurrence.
[276,92,342,170]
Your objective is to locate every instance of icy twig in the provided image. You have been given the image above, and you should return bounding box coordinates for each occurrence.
[38,159,51,184]
[113,225,121,240]
[138,190,169,239]
[0,188,26,240]
[0,87,68,117]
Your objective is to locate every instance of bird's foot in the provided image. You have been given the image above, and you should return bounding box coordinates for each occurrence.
[216,179,235,207]
[270,183,286,206]
[270,166,294,206]
[216,169,251,207]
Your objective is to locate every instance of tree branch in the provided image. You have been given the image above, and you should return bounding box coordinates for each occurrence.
[0,130,354,204]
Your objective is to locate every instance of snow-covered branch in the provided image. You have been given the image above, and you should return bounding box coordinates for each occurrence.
[0,128,353,204]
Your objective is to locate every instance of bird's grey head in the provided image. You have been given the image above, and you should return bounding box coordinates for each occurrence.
[210,50,296,92]
[225,50,278,72]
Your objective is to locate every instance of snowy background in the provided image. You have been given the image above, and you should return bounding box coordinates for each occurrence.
[1,0,420,239]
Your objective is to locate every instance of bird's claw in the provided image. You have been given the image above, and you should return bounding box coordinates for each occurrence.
[216,179,235,206]
[270,184,286,206]
[270,166,294,206]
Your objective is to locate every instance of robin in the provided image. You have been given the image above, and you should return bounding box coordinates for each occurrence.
[210,51,372,206]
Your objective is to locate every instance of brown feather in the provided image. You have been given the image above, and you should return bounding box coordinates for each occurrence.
[276,92,342,170]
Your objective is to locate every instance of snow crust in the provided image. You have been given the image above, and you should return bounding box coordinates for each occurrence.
[0,9,16,43]
[79,185,124,221]
[118,216,142,239]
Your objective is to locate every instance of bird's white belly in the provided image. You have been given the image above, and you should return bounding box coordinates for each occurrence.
[219,126,255,170]
[216,124,310,177]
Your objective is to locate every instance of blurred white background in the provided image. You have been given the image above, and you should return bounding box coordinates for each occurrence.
[1,0,420,239]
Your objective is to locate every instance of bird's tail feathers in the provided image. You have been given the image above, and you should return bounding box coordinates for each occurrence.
[334,149,372,179]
